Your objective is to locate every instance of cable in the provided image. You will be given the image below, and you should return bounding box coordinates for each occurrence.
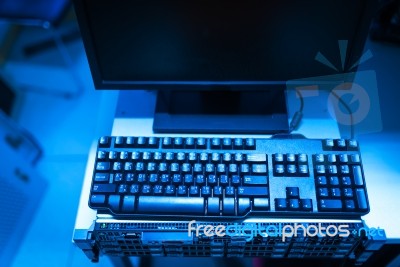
[330,90,355,139]
[289,88,304,132]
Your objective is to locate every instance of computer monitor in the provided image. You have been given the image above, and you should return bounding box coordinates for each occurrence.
[73,0,376,133]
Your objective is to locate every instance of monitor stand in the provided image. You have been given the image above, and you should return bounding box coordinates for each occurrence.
[153,88,289,134]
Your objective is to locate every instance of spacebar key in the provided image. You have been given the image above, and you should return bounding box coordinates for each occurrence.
[138,196,205,215]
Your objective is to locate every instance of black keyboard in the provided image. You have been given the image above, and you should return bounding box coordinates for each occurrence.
[89,136,370,218]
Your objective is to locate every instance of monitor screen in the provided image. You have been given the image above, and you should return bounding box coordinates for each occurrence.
[74,0,375,90]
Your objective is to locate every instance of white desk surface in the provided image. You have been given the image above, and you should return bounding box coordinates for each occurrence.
[74,90,400,240]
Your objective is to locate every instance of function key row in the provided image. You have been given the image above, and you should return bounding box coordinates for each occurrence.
[161,137,256,150]
[322,139,359,151]
[99,136,256,150]
[97,151,266,163]
[313,153,361,164]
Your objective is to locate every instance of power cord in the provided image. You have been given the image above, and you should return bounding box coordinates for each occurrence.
[289,88,304,132]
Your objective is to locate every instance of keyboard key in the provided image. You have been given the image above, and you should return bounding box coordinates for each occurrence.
[233,138,243,149]
[274,164,284,175]
[298,154,307,163]
[300,199,313,211]
[149,174,158,184]
[125,173,135,183]
[319,199,342,211]
[342,176,352,186]
[94,173,109,182]
[247,154,266,162]
[351,154,360,163]
[137,196,204,214]
[339,154,349,163]
[196,138,207,149]
[222,138,232,149]
[108,195,120,211]
[318,188,328,197]
[99,136,110,147]
[162,137,172,147]
[223,198,235,215]
[97,151,106,159]
[274,153,284,162]
[286,153,295,162]
[231,175,240,185]
[353,166,364,186]
[340,165,350,174]
[131,151,140,161]
[206,163,215,173]
[245,138,255,150]
[153,185,163,195]
[238,186,268,197]
[286,187,299,198]
[208,197,220,215]
[177,152,186,161]
[90,194,106,206]
[96,162,110,171]
[225,186,235,196]
[208,175,217,185]
[124,162,133,171]
[142,152,152,161]
[223,153,232,162]
[114,173,123,182]
[213,186,223,196]
[252,164,267,174]
[238,198,251,215]
[188,152,197,161]
[141,185,151,194]
[196,175,205,185]
[137,137,147,147]
[331,188,341,198]
[356,189,368,210]
[126,137,135,147]
[178,185,187,195]
[219,175,229,185]
[328,154,336,163]
[92,184,116,193]
[329,176,339,186]
[194,163,203,173]
[316,165,325,174]
[317,176,327,185]
[343,188,353,198]
[217,164,226,173]
[240,164,250,174]
[190,186,199,196]
[137,173,147,183]
[130,184,140,194]
[229,164,238,173]
[288,199,300,210]
[243,176,268,185]
[174,137,183,147]
[184,174,194,184]
[148,137,159,147]
[298,165,308,175]
[315,154,325,163]
[253,198,269,211]
[211,138,221,149]
[185,138,195,148]
[165,185,176,195]
[275,198,287,210]
[122,195,135,212]
[160,174,170,183]
[345,200,355,210]
[201,186,211,196]
[172,174,181,184]
[118,184,128,193]
[234,153,244,162]
[287,164,296,174]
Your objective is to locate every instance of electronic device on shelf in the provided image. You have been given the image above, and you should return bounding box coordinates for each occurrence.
[89,136,369,218]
